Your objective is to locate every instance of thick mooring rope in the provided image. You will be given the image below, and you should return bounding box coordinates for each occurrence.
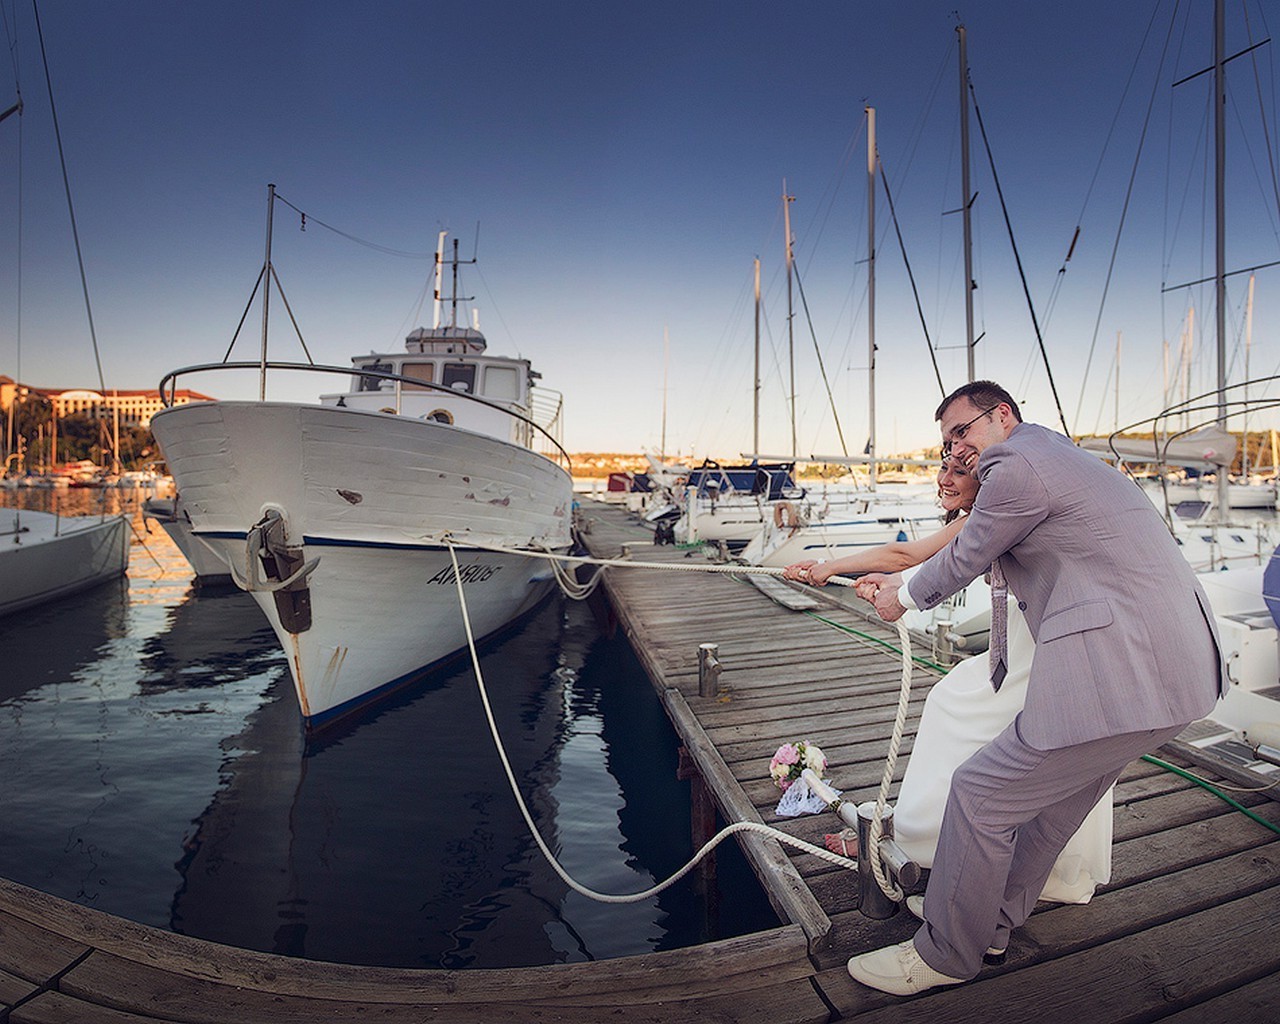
[443,538,917,904]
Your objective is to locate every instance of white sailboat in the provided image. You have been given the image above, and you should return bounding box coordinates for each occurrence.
[0,507,129,617]
[150,193,573,729]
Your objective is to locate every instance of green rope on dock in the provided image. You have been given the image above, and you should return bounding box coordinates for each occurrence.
[1142,754,1280,836]
[802,609,949,674]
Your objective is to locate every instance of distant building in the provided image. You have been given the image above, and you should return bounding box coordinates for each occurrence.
[0,375,215,428]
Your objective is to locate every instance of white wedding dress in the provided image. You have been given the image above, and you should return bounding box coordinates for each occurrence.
[893,601,1113,904]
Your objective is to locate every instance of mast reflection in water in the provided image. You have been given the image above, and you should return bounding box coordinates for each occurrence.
[0,491,777,968]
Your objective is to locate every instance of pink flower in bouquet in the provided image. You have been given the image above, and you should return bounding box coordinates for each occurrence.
[769,740,825,791]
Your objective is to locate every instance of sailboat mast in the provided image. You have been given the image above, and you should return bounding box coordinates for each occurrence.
[957,23,976,382]
[1114,332,1122,432]
[753,257,761,455]
[662,325,669,460]
[259,183,276,401]
[866,106,877,491]
[783,181,796,460]
[1214,0,1230,513]
[1243,274,1255,477]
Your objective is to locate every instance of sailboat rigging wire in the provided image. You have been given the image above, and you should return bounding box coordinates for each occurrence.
[267,263,315,365]
[1074,11,1178,431]
[1241,3,1280,225]
[1046,3,1167,348]
[272,191,434,258]
[31,0,105,397]
[791,262,850,457]
[968,77,1071,437]
[878,157,946,397]
[221,266,267,363]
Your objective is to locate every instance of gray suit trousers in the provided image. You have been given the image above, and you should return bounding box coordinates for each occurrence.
[913,719,1185,978]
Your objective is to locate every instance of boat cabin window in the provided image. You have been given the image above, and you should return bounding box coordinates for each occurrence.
[402,362,436,390]
[442,363,476,394]
[424,409,454,424]
[358,361,394,391]
[483,365,520,401]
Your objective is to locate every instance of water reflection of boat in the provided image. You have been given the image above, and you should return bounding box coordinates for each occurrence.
[0,575,128,702]
[0,507,130,618]
[137,586,282,693]
[168,596,572,969]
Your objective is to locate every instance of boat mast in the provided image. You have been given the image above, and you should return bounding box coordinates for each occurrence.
[753,257,761,455]
[111,389,121,476]
[259,184,276,401]
[957,23,976,382]
[866,105,877,491]
[1243,273,1255,477]
[1213,0,1230,515]
[662,325,670,460]
[784,181,797,460]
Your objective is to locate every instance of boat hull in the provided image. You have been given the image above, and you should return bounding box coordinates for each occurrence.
[142,496,232,583]
[150,401,573,727]
[0,509,130,617]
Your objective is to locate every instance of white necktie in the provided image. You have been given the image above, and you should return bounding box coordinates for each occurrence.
[989,557,1008,692]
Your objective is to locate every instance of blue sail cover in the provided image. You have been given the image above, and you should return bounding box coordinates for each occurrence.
[683,461,801,500]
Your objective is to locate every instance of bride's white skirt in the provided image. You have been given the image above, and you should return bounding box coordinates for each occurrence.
[894,604,1113,904]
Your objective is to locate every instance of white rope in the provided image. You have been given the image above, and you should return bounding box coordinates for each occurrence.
[443,536,919,907]
[871,618,913,902]
[444,540,865,903]
[445,536,860,588]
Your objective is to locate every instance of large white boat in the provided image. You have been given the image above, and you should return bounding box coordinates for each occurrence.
[150,216,572,730]
[0,507,130,617]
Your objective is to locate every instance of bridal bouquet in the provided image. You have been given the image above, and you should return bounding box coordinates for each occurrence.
[769,740,827,791]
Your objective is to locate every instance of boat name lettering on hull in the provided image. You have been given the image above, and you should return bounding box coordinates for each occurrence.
[427,564,503,585]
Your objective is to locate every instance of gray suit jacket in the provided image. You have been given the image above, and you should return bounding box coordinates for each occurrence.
[909,422,1226,749]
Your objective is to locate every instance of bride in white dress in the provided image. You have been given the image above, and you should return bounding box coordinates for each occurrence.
[784,457,1111,905]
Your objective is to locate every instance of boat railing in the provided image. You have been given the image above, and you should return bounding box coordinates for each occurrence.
[157,361,572,468]
[1099,376,1280,527]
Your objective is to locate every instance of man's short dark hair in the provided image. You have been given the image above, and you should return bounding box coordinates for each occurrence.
[935,380,1023,423]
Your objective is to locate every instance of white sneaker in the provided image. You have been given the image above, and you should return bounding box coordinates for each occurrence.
[905,894,925,920]
[846,940,967,996]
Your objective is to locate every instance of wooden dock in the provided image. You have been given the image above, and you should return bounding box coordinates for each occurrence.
[573,498,1280,1021]
[2,497,1278,1023]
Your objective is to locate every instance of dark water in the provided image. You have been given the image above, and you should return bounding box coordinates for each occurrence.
[0,488,778,968]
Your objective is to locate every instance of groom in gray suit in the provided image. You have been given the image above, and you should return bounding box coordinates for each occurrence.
[850,380,1225,996]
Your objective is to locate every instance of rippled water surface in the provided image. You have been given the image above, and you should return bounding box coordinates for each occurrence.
[0,488,777,968]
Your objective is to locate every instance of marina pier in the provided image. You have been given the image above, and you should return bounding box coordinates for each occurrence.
[2,497,1279,1022]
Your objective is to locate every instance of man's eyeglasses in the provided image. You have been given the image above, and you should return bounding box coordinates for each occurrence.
[942,404,1000,457]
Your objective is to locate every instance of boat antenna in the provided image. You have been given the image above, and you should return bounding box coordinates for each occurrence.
[432,230,446,328]
[32,0,106,396]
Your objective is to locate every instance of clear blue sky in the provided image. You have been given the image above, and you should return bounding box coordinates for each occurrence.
[2,1,1278,456]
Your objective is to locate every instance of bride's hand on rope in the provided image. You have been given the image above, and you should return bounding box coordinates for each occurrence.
[783,559,831,586]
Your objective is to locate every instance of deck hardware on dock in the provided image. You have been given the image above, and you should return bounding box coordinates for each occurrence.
[698,642,722,697]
